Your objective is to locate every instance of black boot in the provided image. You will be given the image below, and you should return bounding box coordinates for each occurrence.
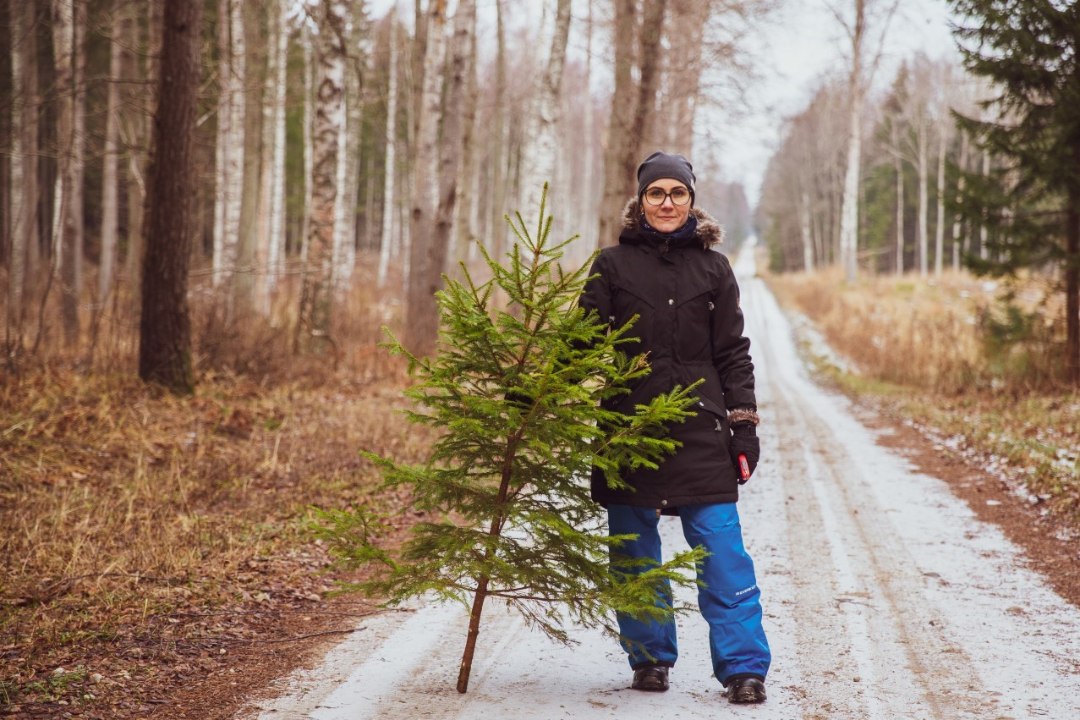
[631,665,669,692]
[725,676,766,704]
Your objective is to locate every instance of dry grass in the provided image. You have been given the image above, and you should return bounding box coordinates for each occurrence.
[0,259,440,714]
[764,263,1079,522]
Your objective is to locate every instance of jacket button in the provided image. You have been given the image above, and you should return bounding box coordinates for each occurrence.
[668,298,674,305]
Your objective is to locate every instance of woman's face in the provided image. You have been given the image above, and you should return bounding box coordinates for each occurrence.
[642,179,692,234]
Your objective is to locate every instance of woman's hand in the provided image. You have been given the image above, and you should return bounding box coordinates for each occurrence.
[729,422,760,484]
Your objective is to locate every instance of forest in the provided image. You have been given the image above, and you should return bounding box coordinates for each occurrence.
[2,0,1079,717]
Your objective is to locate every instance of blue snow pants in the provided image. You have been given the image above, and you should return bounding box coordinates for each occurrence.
[608,502,771,684]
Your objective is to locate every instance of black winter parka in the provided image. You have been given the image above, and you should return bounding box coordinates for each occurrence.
[581,200,756,511]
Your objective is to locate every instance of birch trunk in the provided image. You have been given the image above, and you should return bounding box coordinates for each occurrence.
[800,191,815,272]
[53,0,82,348]
[377,12,399,287]
[664,0,709,157]
[934,122,947,276]
[891,120,904,275]
[520,0,571,220]
[917,128,929,276]
[296,0,347,353]
[434,0,474,270]
[261,0,289,315]
[404,0,448,357]
[99,0,128,303]
[213,0,245,298]
[952,132,967,271]
[333,12,363,295]
[453,0,479,266]
[488,0,508,262]
[838,0,865,282]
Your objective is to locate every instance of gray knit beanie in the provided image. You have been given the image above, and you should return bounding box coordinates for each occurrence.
[636,151,696,203]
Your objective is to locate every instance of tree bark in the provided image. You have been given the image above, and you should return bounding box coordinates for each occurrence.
[99,0,128,304]
[377,12,399,287]
[838,0,864,282]
[213,0,245,303]
[663,0,709,157]
[296,0,347,354]
[6,0,38,352]
[53,0,84,349]
[138,0,202,393]
[260,0,289,315]
[934,120,947,276]
[404,0,448,357]
[520,0,571,219]
[597,0,637,247]
[487,0,508,263]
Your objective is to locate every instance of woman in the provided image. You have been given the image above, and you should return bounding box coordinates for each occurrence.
[580,151,770,704]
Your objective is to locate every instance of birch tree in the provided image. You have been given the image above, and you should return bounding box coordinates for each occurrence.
[99,0,129,305]
[213,0,246,296]
[260,0,290,314]
[404,0,448,357]
[296,0,347,353]
[831,0,900,281]
[433,0,477,270]
[52,0,86,348]
[519,0,571,221]
[377,11,399,288]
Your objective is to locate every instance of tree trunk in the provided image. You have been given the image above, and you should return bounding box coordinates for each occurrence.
[434,0,474,271]
[99,0,127,304]
[934,122,947,276]
[213,0,245,305]
[1066,196,1079,385]
[53,0,82,348]
[800,191,814,272]
[838,0,865,282]
[260,0,289,315]
[952,132,967,271]
[139,0,202,393]
[404,0,448,357]
[377,12,399,287]
[979,150,989,260]
[487,0,508,263]
[296,0,347,354]
[7,0,38,352]
[520,0,571,219]
[332,11,363,295]
[663,0,708,157]
[124,0,158,300]
[917,128,928,276]
[598,0,637,247]
[453,0,479,266]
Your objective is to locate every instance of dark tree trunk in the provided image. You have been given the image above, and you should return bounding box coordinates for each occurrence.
[138,0,202,393]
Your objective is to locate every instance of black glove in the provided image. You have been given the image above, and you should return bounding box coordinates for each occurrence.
[729,421,760,484]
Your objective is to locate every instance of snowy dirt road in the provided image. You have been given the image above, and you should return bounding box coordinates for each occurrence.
[241,247,1080,720]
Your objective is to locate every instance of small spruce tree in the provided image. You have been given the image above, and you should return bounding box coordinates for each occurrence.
[314,189,705,693]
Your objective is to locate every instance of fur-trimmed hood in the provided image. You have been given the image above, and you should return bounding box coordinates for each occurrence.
[620,198,725,247]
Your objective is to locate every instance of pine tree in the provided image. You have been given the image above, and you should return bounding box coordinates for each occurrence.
[314,189,706,693]
[947,0,1080,384]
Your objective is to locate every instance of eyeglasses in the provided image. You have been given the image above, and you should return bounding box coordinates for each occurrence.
[643,186,692,206]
